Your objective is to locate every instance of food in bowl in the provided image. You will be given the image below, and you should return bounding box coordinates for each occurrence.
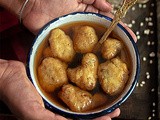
[98,57,129,96]
[59,84,107,112]
[67,53,98,91]
[73,25,98,53]
[27,12,140,119]
[48,28,75,63]
[38,57,68,92]
[36,21,130,111]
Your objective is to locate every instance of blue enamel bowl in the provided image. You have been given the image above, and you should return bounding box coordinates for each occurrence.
[27,12,140,119]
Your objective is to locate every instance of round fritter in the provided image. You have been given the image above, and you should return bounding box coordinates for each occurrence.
[73,26,98,53]
[67,53,98,91]
[98,57,129,96]
[101,38,123,59]
[49,28,75,63]
[38,57,68,92]
[58,84,93,112]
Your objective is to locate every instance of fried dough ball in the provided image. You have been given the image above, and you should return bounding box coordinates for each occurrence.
[49,28,75,63]
[101,38,123,59]
[58,84,108,112]
[98,58,129,96]
[67,53,98,91]
[43,47,53,58]
[58,84,93,112]
[38,57,68,92]
[73,26,98,53]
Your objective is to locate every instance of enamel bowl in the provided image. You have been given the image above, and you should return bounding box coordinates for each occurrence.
[27,12,140,119]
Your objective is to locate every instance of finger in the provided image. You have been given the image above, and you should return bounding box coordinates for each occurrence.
[0,59,7,63]
[93,108,120,120]
[107,108,121,118]
[19,100,67,120]
[99,12,137,42]
[79,0,94,4]
[84,5,99,13]
[93,0,112,12]
[121,24,137,42]
[93,115,111,120]
[38,108,67,120]
[81,0,112,12]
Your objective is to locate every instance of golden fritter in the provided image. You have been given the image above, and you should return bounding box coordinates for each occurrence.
[73,26,98,53]
[67,53,98,91]
[98,58,129,96]
[38,57,68,92]
[101,38,123,59]
[49,28,75,63]
[58,84,108,112]
[58,84,93,112]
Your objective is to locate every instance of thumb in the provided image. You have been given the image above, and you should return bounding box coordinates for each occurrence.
[36,107,67,120]
[81,0,112,12]
[19,102,67,120]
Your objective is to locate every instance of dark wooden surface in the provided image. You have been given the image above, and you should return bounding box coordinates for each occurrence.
[116,0,159,119]
[0,0,159,120]
[157,0,160,119]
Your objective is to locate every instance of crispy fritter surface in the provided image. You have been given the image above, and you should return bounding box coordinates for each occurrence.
[58,84,108,112]
[101,38,123,59]
[58,84,93,112]
[67,53,98,91]
[49,28,75,63]
[73,26,98,53]
[38,57,68,92]
[98,58,129,96]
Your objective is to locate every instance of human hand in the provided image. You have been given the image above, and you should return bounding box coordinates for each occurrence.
[22,0,112,34]
[22,0,136,41]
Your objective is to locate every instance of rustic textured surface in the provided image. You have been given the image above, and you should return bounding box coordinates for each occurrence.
[117,0,159,119]
[157,0,160,119]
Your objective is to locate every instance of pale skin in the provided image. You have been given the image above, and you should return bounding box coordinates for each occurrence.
[0,0,137,120]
